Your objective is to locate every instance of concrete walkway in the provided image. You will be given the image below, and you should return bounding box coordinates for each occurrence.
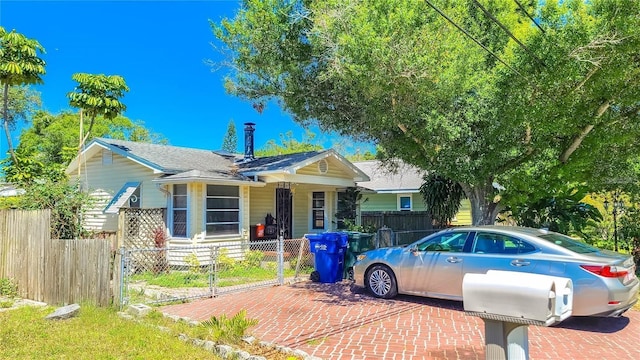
[161,281,640,359]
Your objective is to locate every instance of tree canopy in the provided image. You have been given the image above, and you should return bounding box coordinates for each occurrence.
[0,27,46,163]
[2,110,166,184]
[222,119,238,153]
[213,0,640,224]
[255,129,323,156]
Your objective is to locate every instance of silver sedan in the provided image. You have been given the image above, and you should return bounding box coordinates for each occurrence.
[353,226,639,317]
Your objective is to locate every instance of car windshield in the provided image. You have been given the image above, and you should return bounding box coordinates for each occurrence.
[537,233,599,254]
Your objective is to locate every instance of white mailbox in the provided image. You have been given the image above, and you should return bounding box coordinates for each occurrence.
[463,271,573,360]
[463,270,573,326]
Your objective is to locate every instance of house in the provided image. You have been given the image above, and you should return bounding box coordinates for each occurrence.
[353,160,472,226]
[65,123,370,247]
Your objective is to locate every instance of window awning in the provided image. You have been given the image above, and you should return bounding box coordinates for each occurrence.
[103,182,140,214]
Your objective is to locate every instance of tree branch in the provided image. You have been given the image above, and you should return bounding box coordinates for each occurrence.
[495,123,535,174]
[397,123,430,154]
[559,100,611,163]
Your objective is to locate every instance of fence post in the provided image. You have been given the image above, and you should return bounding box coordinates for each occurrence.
[213,246,219,297]
[209,246,215,298]
[278,236,284,285]
[118,247,126,310]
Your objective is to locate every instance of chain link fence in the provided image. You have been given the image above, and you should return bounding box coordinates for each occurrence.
[119,237,313,308]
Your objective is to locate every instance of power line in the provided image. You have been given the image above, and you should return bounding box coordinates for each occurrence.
[422,0,525,78]
[472,0,546,68]
[422,0,554,100]
[513,0,545,34]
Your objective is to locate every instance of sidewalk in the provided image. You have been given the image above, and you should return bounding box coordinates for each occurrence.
[161,281,640,359]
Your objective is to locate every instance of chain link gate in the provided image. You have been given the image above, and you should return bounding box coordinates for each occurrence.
[119,237,313,308]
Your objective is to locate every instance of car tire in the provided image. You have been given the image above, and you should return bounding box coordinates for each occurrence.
[366,264,398,299]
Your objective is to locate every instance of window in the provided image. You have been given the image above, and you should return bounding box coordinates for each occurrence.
[206,185,239,236]
[473,233,536,254]
[312,192,325,229]
[398,194,412,211]
[416,232,470,252]
[172,184,187,237]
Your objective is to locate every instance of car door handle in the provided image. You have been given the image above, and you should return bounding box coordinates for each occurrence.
[511,259,530,267]
[446,257,462,263]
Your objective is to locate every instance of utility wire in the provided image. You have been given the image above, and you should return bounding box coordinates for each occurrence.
[472,0,546,68]
[422,0,525,79]
[422,0,554,100]
[513,0,545,34]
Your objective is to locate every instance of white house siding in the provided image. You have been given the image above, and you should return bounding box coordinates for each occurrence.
[72,150,166,233]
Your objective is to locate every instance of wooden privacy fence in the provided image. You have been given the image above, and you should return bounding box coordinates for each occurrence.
[0,209,114,307]
[361,211,434,231]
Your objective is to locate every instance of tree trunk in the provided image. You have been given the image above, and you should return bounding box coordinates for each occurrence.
[2,82,18,166]
[461,182,502,225]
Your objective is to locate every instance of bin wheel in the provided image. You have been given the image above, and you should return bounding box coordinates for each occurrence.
[366,264,397,299]
[310,271,320,282]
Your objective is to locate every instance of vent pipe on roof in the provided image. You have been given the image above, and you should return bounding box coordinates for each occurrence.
[244,122,256,160]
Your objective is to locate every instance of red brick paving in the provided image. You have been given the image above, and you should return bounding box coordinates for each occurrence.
[161,281,640,359]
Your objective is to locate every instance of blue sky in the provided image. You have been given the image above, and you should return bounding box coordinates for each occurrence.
[0,0,372,155]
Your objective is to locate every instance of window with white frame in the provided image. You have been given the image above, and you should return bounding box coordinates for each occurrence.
[312,192,325,229]
[206,185,239,236]
[398,194,412,211]
[172,184,187,237]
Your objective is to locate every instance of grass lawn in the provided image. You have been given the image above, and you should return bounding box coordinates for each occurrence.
[0,305,220,360]
[0,304,299,360]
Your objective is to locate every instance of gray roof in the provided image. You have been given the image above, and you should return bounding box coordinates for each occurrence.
[83,138,346,183]
[92,137,236,174]
[237,150,329,172]
[353,160,426,192]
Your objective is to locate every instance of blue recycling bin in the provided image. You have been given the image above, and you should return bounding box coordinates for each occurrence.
[307,232,348,283]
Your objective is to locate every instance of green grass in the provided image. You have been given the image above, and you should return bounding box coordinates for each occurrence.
[0,305,219,360]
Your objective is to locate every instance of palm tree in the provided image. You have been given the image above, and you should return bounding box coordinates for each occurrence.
[0,27,46,164]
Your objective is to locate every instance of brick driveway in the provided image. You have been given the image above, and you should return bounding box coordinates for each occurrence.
[161,281,640,359]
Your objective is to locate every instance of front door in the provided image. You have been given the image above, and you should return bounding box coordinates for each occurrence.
[276,185,292,239]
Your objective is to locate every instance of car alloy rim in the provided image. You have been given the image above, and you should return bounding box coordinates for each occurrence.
[370,269,391,296]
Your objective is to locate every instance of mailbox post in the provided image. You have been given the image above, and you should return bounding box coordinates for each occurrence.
[463,271,573,360]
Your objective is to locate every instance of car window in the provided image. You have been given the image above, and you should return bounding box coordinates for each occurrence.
[537,233,599,254]
[473,233,536,254]
[416,232,470,252]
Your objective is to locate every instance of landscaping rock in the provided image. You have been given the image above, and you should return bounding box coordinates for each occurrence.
[242,335,256,344]
[232,349,251,359]
[202,340,216,352]
[126,303,152,318]
[215,344,233,357]
[45,304,80,320]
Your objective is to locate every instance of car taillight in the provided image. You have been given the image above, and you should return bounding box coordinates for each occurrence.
[580,265,629,278]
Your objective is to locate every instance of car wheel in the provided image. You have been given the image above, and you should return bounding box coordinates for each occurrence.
[366,264,398,299]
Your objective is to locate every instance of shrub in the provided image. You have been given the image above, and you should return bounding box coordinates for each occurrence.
[243,250,264,268]
[0,278,18,298]
[200,310,258,343]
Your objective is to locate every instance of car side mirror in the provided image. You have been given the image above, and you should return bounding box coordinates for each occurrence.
[409,246,419,255]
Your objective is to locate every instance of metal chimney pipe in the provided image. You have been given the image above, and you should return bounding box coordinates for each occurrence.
[243,122,256,160]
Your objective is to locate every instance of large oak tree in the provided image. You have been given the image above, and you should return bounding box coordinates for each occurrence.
[213,0,640,224]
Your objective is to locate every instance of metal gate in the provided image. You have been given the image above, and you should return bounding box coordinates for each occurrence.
[118,237,313,308]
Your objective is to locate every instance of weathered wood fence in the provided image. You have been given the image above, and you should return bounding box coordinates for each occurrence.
[0,210,115,306]
[361,211,434,231]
